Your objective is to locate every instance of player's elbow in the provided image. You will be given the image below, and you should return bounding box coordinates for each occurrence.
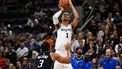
[53,15,58,20]
[76,16,79,20]
[75,16,79,21]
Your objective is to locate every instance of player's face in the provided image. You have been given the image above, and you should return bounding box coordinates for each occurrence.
[61,12,70,22]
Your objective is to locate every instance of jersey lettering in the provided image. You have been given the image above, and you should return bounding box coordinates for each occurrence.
[55,24,72,50]
[38,60,44,68]
[66,33,68,38]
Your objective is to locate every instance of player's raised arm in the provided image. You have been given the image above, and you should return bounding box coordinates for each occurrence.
[51,44,71,64]
[69,0,79,29]
[53,1,65,30]
[53,4,64,31]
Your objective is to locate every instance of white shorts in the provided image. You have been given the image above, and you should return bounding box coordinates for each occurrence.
[53,50,73,69]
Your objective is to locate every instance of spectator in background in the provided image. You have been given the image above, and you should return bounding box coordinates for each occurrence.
[113,11,121,22]
[110,30,119,49]
[75,47,84,62]
[94,12,101,27]
[97,23,105,46]
[86,37,97,60]
[0,52,7,69]
[21,57,33,69]
[113,2,120,13]
[5,41,17,65]
[99,49,117,69]
[88,19,98,37]
[99,0,107,19]
[24,1,35,15]
[31,35,42,53]
[8,63,15,69]
[16,40,29,59]
[78,54,92,69]
[92,58,98,69]
[111,50,120,66]
[34,7,46,20]
[85,31,97,56]
[27,15,39,28]
[24,34,31,49]
[106,12,114,31]
[72,31,85,53]
[16,60,22,69]
[29,51,38,69]
[115,36,122,60]
[0,21,8,34]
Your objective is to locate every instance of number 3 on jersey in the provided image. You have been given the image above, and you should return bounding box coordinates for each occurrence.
[38,60,44,68]
[66,33,68,38]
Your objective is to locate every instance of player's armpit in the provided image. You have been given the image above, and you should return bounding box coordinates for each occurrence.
[54,24,60,32]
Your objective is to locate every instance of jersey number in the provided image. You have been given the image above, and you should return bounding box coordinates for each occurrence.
[66,33,68,38]
[38,60,44,68]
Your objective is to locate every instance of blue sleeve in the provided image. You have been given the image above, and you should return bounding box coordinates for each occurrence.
[121,62,122,69]
[71,53,78,69]
[99,60,103,67]
[89,62,92,69]
[113,59,117,69]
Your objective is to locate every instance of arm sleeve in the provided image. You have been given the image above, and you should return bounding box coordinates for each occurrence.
[52,10,62,25]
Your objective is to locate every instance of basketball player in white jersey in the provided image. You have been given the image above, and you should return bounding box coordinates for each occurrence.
[53,0,79,69]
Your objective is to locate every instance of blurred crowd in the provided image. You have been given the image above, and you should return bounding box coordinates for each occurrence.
[0,0,122,69]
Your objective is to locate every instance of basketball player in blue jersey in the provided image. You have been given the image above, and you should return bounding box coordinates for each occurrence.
[53,0,79,69]
[35,42,71,69]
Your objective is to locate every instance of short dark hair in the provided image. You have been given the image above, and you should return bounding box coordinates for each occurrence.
[41,42,50,52]
[76,47,82,53]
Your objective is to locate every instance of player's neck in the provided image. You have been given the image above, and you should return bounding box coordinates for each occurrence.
[62,21,69,26]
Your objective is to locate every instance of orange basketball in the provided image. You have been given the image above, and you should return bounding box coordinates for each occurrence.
[60,0,69,8]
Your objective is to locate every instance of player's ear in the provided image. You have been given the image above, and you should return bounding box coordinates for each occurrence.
[61,16,63,20]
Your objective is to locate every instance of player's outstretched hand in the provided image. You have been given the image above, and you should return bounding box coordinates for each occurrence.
[65,43,71,51]
[58,0,65,11]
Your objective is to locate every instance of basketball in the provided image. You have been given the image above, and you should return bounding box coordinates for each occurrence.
[59,0,69,8]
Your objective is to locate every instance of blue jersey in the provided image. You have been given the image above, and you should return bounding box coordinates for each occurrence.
[78,60,92,69]
[120,62,122,69]
[99,57,117,69]
[71,53,78,69]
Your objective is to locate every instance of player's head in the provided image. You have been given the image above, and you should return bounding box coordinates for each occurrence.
[41,42,50,52]
[61,12,70,22]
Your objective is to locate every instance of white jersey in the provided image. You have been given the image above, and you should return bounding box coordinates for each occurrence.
[55,24,73,51]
